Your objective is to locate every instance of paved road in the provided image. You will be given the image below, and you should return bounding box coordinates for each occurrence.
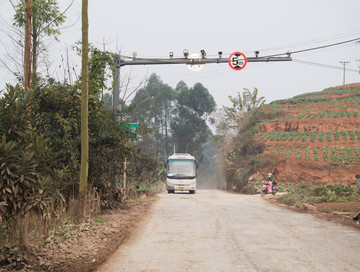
[97,190,360,272]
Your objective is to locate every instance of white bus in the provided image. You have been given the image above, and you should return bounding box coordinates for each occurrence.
[166,153,197,194]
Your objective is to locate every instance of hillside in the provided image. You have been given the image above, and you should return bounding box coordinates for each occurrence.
[255,83,360,185]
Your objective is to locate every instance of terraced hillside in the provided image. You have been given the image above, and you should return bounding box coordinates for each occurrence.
[256,83,360,185]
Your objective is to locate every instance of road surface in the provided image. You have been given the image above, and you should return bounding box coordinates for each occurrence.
[97,190,360,272]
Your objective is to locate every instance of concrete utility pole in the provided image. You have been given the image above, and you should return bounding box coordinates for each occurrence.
[113,57,121,122]
[339,61,350,85]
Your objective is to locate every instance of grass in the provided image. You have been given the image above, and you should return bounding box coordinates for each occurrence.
[91,216,108,224]
[278,183,360,207]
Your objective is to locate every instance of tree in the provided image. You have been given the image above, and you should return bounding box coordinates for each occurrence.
[223,87,265,128]
[171,82,216,159]
[23,0,31,95]
[216,87,266,192]
[78,0,88,223]
[0,85,66,251]
[130,73,176,158]
[13,0,66,83]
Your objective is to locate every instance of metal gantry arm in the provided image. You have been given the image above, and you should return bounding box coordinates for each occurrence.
[116,55,292,67]
[111,52,291,189]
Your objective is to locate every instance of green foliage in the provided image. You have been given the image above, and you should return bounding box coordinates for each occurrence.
[270,133,277,141]
[340,131,347,140]
[356,131,360,141]
[326,131,332,142]
[323,148,330,162]
[172,82,216,158]
[353,148,360,162]
[348,130,355,140]
[223,87,265,125]
[13,0,66,77]
[13,0,65,39]
[220,107,265,191]
[277,182,286,192]
[295,132,304,141]
[330,148,339,162]
[130,74,177,157]
[279,183,360,206]
[310,131,317,142]
[91,216,107,224]
[338,148,347,162]
[345,148,355,162]
[301,132,311,142]
[0,85,66,223]
[312,148,320,161]
[271,96,331,105]
[319,112,327,118]
[318,131,324,142]
[287,183,294,193]
[311,113,321,119]
[88,47,114,98]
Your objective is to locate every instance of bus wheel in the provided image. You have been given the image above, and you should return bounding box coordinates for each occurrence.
[189,190,196,194]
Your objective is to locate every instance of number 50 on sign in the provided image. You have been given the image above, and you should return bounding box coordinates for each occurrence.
[228,52,247,70]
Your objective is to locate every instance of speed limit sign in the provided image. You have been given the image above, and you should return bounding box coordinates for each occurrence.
[228,52,247,70]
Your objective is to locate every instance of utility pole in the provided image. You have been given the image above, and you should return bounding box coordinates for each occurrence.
[113,57,121,122]
[339,61,350,85]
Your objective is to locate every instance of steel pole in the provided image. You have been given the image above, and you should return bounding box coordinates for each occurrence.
[119,56,292,67]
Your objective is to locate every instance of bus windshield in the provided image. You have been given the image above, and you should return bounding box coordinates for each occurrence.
[167,159,196,178]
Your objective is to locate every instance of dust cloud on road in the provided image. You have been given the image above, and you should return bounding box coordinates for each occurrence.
[97,190,360,272]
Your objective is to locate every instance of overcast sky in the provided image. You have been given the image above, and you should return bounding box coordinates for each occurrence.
[1,0,360,107]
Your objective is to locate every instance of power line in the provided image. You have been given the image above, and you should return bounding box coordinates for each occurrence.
[293,59,358,72]
[266,37,360,58]
[241,29,360,55]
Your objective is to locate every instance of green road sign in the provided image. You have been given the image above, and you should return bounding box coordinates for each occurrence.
[122,123,138,138]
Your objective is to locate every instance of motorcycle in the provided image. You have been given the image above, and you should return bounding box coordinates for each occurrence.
[261,179,278,197]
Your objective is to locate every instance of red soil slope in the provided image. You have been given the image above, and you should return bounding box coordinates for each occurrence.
[256,83,360,185]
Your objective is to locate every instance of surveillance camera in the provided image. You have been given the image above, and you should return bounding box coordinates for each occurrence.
[201,50,206,58]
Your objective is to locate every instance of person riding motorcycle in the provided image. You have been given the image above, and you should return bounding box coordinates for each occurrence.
[266,173,278,192]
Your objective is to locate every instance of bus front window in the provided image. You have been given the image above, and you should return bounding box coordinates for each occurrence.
[167,160,196,178]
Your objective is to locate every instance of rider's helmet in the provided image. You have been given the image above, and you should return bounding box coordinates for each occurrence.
[267,173,272,177]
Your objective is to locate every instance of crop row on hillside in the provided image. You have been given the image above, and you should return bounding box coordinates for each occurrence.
[258,130,360,143]
[269,89,360,105]
[270,96,331,105]
[259,111,359,126]
[292,89,360,98]
[266,147,360,163]
[266,96,360,115]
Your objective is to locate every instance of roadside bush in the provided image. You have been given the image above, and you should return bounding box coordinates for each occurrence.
[279,183,360,207]
[0,85,66,249]
[222,108,266,191]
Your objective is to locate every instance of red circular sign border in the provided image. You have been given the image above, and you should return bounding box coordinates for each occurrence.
[228,52,247,70]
